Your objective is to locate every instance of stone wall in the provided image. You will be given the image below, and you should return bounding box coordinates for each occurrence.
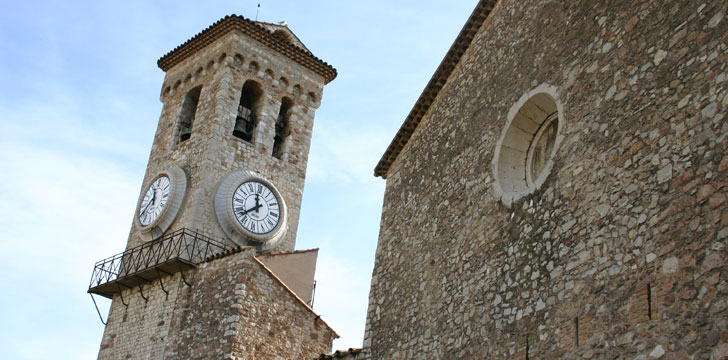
[98,273,185,360]
[365,0,728,358]
[98,249,336,359]
[127,29,327,251]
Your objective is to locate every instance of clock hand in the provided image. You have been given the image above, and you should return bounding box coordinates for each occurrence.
[239,204,263,216]
[250,204,263,214]
[149,188,157,207]
[255,194,260,212]
[141,197,153,215]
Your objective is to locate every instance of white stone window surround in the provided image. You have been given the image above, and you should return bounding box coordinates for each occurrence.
[492,83,565,206]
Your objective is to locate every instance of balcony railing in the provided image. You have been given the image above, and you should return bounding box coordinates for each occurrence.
[88,228,233,298]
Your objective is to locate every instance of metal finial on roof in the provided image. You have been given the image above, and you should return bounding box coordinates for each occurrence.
[255,2,261,21]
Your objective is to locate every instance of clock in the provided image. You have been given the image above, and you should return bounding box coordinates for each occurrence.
[214,170,287,250]
[232,180,282,235]
[138,175,170,226]
[135,166,187,241]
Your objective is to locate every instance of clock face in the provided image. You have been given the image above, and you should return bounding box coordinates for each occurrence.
[138,176,170,226]
[232,181,281,235]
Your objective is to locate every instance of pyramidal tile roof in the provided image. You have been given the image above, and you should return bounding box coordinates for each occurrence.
[157,15,337,84]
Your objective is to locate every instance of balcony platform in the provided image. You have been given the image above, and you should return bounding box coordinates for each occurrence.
[88,228,233,299]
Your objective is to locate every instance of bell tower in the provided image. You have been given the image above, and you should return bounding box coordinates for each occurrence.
[130,17,336,252]
[89,16,338,359]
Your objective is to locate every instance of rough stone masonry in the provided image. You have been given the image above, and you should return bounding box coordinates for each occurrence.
[365,0,728,358]
[95,16,338,359]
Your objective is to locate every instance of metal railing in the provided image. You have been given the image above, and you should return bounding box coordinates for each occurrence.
[88,228,233,291]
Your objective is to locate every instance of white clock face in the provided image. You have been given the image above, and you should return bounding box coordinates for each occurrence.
[232,181,281,235]
[138,176,170,226]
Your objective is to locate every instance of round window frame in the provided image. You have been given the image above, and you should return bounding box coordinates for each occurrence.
[525,111,559,188]
[491,84,564,206]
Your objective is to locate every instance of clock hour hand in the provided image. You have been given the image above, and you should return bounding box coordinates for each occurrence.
[238,203,262,216]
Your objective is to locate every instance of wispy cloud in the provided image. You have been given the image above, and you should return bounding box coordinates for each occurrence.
[0,126,141,359]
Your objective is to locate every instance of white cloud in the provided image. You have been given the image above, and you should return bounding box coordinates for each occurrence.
[0,128,141,359]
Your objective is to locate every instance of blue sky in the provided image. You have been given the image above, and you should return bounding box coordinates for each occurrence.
[0,1,478,357]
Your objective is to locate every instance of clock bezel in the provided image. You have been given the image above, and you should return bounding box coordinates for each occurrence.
[134,166,187,241]
[214,170,288,250]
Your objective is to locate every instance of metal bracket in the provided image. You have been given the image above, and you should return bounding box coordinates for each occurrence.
[117,284,129,307]
[90,294,107,325]
[138,283,148,302]
[178,263,192,287]
[156,269,169,298]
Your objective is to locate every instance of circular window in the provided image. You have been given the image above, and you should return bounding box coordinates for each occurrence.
[492,84,563,206]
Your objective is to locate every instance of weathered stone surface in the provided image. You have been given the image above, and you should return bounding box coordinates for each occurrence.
[96,19,336,360]
[649,344,665,358]
[363,0,728,359]
[98,250,336,359]
[126,26,327,253]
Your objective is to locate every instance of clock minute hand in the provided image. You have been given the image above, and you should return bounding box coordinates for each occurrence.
[140,197,153,216]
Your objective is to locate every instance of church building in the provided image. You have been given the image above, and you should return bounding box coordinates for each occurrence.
[87,0,728,358]
[363,0,727,358]
[88,16,339,359]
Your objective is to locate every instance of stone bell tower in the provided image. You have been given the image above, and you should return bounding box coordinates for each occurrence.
[130,16,336,252]
[88,16,338,359]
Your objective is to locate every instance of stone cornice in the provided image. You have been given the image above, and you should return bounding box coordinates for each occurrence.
[157,15,337,84]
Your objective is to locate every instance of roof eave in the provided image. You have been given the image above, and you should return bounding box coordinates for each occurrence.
[157,15,337,84]
[373,0,498,178]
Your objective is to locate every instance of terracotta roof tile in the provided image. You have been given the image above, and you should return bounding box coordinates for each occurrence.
[203,245,251,263]
[158,15,337,84]
[373,0,497,178]
[260,248,319,257]
[317,348,363,359]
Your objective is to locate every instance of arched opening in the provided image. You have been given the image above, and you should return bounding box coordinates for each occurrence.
[248,61,259,73]
[273,97,293,159]
[233,80,263,142]
[177,86,202,143]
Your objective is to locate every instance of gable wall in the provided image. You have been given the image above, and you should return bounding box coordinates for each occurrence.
[365,0,728,358]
